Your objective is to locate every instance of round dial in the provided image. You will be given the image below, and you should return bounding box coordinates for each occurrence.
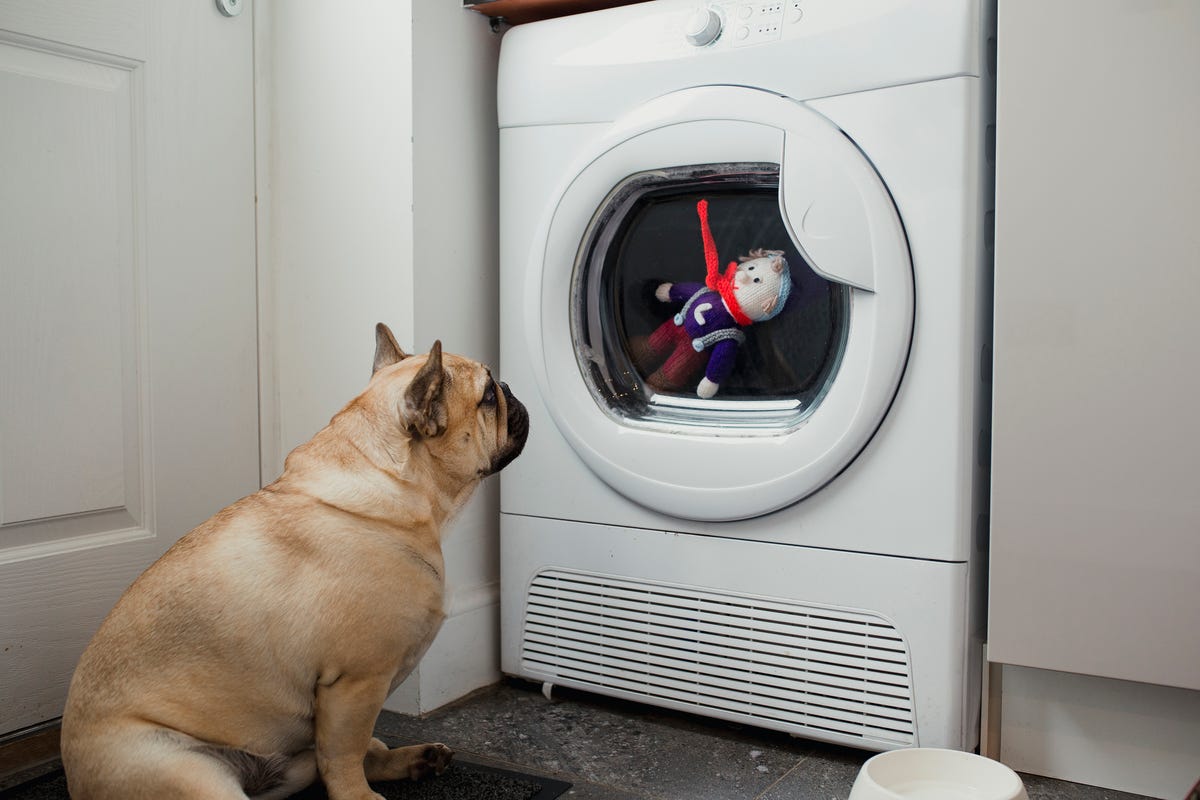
[684,7,723,47]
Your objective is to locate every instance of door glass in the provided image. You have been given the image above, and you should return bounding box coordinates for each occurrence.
[572,164,849,434]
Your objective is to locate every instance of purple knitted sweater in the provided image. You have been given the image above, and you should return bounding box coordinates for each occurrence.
[668,282,744,385]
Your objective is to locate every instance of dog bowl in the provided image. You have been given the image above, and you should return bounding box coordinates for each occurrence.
[848,748,1028,800]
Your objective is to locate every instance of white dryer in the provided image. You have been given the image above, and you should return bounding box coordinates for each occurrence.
[499,0,995,752]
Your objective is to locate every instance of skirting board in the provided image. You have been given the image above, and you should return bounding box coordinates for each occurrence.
[999,664,1200,799]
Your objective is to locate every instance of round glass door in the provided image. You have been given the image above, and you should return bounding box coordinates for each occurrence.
[573,163,849,435]
[528,87,913,520]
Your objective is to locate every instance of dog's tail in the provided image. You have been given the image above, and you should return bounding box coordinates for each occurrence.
[197,744,296,796]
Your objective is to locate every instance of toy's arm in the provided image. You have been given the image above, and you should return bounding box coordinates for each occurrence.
[657,281,704,304]
[698,339,739,398]
[697,377,720,399]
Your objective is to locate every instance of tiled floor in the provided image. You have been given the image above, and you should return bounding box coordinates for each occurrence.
[375,680,1157,800]
[0,680,1159,800]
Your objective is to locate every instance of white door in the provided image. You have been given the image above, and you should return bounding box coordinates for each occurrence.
[529,87,913,521]
[0,0,259,734]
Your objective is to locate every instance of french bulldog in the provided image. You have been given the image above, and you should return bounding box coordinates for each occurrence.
[61,323,529,800]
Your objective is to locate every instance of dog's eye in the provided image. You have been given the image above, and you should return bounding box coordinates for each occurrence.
[481,383,497,407]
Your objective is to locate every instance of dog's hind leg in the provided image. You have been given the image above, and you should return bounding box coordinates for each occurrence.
[64,725,253,800]
[200,744,322,800]
[249,749,318,800]
[363,737,453,782]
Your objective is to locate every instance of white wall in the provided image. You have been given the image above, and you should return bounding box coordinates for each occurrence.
[256,0,416,481]
[256,0,503,713]
[392,0,504,714]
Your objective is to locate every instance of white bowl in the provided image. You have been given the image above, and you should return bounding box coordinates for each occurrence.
[848,748,1029,800]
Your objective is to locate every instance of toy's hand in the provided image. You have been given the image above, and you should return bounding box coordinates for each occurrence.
[697,377,719,399]
[655,283,673,302]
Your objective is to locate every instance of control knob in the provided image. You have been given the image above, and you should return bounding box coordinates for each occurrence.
[684,6,723,47]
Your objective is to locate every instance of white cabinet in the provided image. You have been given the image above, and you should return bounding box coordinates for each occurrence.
[989,0,1200,690]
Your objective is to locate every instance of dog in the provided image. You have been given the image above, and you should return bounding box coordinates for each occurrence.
[60,323,529,800]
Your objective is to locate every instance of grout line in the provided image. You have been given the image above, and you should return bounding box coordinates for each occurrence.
[752,751,816,800]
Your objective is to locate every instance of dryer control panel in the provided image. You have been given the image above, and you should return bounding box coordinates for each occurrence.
[727,2,799,48]
[684,1,801,49]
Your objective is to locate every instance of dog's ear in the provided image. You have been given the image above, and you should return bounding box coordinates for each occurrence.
[402,341,447,438]
[373,322,409,375]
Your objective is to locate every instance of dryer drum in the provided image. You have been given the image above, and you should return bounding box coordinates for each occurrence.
[572,164,850,433]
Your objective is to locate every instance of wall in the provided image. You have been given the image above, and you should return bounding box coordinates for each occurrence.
[391,0,504,714]
[256,0,503,714]
[256,0,416,479]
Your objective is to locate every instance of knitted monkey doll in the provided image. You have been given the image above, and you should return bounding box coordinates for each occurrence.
[635,199,793,399]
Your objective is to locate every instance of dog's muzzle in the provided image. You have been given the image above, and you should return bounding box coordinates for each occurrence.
[488,382,529,475]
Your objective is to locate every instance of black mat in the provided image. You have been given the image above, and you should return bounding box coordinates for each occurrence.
[1,758,571,800]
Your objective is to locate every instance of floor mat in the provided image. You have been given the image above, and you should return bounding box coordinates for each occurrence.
[0,758,571,800]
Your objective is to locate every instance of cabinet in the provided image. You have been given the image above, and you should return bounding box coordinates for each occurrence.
[988,0,1200,690]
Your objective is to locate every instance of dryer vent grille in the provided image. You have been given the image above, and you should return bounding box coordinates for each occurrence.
[521,570,915,747]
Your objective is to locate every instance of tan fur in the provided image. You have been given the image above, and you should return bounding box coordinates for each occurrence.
[60,324,528,800]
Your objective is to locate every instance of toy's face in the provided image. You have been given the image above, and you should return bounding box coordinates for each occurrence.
[733,255,791,322]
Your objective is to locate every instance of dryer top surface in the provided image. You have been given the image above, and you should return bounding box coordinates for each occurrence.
[499,0,990,127]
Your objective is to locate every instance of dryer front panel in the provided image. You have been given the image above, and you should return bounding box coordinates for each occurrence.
[528,87,913,521]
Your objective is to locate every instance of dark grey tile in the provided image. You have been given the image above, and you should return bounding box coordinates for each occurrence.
[375,682,810,800]
[558,782,656,800]
[1021,772,1157,800]
[436,750,650,800]
[756,742,871,800]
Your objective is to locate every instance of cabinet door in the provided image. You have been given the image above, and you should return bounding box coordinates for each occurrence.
[988,0,1200,690]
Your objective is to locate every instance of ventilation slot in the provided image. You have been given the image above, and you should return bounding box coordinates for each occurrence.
[521,570,915,747]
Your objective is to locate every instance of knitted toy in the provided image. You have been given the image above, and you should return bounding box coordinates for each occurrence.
[634,199,793,399]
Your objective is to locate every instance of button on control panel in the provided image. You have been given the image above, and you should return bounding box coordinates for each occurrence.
[680,0,804,51]
[731,1,794,47]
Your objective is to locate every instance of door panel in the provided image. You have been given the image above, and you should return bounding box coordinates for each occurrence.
[0,38,145,542]
[0,0,259,733]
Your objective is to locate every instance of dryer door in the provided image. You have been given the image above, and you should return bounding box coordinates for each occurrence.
[529,86,912,521]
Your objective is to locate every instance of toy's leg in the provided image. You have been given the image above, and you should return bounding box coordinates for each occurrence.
[649,338,706,392]
[631,317,681,373]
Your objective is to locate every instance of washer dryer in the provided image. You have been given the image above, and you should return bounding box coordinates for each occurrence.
[499,0,995,752]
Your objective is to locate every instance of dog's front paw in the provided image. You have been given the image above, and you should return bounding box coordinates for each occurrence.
[408,742,453,780]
